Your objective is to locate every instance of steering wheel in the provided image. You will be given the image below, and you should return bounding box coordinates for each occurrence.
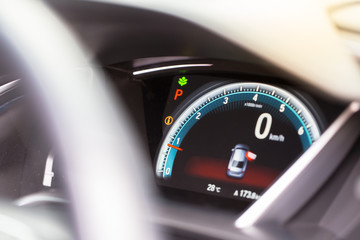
[0,1,158,239]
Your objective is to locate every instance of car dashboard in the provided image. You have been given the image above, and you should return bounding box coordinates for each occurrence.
[0,1,360,240]
[119,59,344,210]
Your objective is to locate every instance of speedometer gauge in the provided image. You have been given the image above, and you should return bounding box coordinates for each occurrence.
[156,81,321,201]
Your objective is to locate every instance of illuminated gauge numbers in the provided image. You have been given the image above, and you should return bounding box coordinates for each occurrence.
[155,82,321,201]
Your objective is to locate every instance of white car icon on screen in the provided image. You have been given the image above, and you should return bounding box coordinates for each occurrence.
[227,144,256,179]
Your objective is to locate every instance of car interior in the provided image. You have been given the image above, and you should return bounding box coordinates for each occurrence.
[0,0,359,239]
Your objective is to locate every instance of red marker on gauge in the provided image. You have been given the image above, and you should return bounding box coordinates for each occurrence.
[167,144,183,151]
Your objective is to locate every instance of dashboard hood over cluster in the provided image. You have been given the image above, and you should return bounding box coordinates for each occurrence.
[98,0,360,101]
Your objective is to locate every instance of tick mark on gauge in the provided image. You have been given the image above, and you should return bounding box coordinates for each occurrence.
[256,85,259,91]
[167,144,183,151]
[285,97,290,103]
[272,90,275,96]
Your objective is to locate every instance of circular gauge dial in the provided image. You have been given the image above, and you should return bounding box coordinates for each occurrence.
[156,82,321,201]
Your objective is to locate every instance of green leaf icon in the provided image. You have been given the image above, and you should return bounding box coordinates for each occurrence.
[178,77,188,86]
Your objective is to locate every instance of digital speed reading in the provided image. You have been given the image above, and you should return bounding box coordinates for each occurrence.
[254,113,272,139]
[155,82,321,201]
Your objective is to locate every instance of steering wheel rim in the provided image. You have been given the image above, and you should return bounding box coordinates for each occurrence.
[0,1,158,239]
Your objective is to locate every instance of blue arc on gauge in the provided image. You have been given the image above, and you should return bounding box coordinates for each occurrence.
[162,91,312,178]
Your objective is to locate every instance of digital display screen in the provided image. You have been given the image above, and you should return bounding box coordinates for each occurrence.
[155,76,321,202]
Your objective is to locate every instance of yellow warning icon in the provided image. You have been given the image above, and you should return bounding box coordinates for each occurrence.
[164,116,173,125]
